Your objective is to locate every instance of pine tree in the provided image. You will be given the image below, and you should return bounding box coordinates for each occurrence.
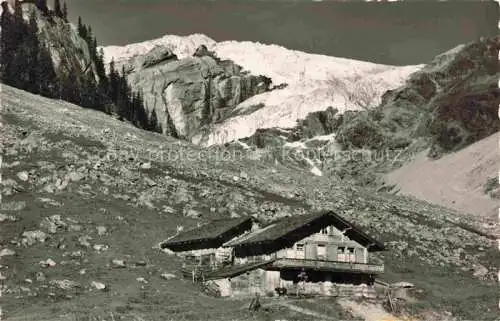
[61,72,80,104]
[148,108,162,133]
[108,59,118,102]
[77,16,83,34]
[85,25,92,46]
[13,0,22,22]
[91,36,97,59]
[37,44,58,97]
[115,71,129,119]
[25,10,40,93]
[0,2,13,79]
[2,0,29,89]
[133,91,149,129]
[62,1,68,21]
[54,0,62,18]
[77,17,87,39]
[95,48,107,82]
[0,7,167,136]
[36,0,49,15]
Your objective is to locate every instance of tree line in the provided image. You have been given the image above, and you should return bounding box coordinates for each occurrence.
[0,0,161,133]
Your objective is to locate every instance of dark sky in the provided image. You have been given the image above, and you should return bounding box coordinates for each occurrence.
[64,0,498,65]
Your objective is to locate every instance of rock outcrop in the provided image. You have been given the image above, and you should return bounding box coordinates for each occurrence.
[0,2,98,82]
[120,45,272,140]
[34,8,98,82]
[240,107,342,149]
[336,36,500,158]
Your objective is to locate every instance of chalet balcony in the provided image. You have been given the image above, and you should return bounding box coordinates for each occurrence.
[270,258,384,274]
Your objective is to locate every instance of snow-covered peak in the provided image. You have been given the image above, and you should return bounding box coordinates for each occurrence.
[101,33,422,88]
[101,34,423,146]
[209,40,397,86]
[101,33,216,64]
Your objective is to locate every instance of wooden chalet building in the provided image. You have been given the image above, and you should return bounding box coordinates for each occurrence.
[161,211,385,298]
[160,217,257,268]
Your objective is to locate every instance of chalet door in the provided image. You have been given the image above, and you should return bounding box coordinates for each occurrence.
[327,245,337,261]
[305,243,316,260]
[266,270,281,292]
[355,248,364,263]
[316,244,326,260]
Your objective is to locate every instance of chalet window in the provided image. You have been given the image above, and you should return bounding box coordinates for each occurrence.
[317,244,326,258]
[347,247,355,262]
[295,243,305,259]
[320,227,329,235]
[337,246,346,262]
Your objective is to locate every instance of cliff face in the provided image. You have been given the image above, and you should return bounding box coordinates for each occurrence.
[336,36,500,158]
[122,45,272,139]
[0,2,98,82]
[35,11,98,82]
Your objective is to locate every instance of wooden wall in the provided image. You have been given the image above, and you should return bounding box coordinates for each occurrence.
[275,225,369,263]
[227,268,275,297]
[178,247,233,267]
[210,269,377,298]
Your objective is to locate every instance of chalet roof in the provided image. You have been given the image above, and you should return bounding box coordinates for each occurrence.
[161,217,253,248]
[224,211,385,251]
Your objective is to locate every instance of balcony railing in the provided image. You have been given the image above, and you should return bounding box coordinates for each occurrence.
[271,258,384,273]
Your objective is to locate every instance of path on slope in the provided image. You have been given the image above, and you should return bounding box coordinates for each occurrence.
[275,301,338,320]
[337,299,403,321]
[386,132,499,221]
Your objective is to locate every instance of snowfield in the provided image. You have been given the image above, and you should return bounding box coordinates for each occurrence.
[101,34,423,146]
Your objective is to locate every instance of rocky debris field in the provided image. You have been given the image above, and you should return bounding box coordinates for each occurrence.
[1,85,499,320]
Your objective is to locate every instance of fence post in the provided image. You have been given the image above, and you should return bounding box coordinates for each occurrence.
[0,272,4,321]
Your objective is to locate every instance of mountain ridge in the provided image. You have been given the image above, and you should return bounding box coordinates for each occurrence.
[101,33,423,146]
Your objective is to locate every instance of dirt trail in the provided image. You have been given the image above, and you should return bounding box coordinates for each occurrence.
[337,299,403,321]
[276,301,338,320]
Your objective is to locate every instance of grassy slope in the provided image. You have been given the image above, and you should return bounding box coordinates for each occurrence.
[1,85,499,321]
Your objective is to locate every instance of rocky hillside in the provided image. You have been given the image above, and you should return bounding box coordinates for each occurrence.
[335,36,500,157]
[228,36,499,186]
[1,84,500,321]
[118,44,272,139]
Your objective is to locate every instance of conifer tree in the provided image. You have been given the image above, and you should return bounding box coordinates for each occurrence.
[37,44,58,97]
[77,16,83,34]
[54,0,62,18]
[0,2,13,79]
[62,1,68,21]
[148,108,162,133]
[95,48,107,82]
[0,4,154,137]
[108,59,118,102]
[25,10,40,93]
[13,0,23,21]
[36,0,49,15]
